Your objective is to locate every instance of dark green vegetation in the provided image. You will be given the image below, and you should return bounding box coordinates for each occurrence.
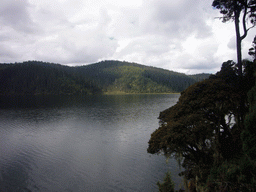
[0,61,100,95]
[0,60,210,96]
[148,59,256,191]
[148,1,256,190]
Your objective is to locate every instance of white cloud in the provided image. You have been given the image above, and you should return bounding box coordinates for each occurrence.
[0,0,255,74]
[0,0,37,33]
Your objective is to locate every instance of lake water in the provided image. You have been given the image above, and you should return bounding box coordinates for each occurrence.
[0,94,182,192]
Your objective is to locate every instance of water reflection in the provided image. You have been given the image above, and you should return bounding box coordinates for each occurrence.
[0,94,181,191]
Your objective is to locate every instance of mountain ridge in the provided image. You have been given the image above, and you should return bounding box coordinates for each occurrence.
[0,60,211,95]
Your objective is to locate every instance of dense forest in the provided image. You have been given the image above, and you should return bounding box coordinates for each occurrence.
[0,60,209,96]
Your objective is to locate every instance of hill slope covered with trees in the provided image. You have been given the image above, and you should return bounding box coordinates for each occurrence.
[0,60,210,95]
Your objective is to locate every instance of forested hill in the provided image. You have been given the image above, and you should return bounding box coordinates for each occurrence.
[0,60,210,95]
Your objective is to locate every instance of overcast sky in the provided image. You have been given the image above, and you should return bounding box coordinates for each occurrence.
[0,0,255,74]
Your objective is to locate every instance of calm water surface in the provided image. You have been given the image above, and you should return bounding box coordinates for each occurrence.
[0,94,181,192]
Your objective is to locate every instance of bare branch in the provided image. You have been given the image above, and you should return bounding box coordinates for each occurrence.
[241,2,248,40]
[246,23,256,31]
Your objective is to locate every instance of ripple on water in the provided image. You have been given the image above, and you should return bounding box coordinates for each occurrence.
[0,94,182,192]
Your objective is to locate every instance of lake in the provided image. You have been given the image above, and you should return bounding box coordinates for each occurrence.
[0,94,182,192]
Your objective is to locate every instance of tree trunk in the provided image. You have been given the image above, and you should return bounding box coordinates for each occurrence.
[235,9,243,77]
[234,7,245,131]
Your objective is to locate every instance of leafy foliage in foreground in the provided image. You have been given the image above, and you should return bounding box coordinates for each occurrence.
[0,60,210,95]
[148,60,256,191]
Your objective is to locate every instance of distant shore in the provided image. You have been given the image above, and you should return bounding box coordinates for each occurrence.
[102,91,180,95]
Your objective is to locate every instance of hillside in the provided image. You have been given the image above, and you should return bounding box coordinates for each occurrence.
[0,60,210,95]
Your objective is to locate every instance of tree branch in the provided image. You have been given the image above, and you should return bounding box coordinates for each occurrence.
[241,3,248,40]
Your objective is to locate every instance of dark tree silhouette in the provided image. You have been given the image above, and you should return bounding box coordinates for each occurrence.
[148,60,256,190]
[212,0,256,76]
[212,0,256,132]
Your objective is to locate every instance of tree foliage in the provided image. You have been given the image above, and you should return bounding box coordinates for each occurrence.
[242,82,256,160]
[212,0,256,24]
[148,60,256,190]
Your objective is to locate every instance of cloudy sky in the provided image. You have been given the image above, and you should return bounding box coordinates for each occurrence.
[0,0,255,74]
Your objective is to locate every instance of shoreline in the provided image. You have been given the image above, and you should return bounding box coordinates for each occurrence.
[102,91,180,95]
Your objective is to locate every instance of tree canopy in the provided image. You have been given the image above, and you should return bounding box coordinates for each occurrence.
[148,60,256,191]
